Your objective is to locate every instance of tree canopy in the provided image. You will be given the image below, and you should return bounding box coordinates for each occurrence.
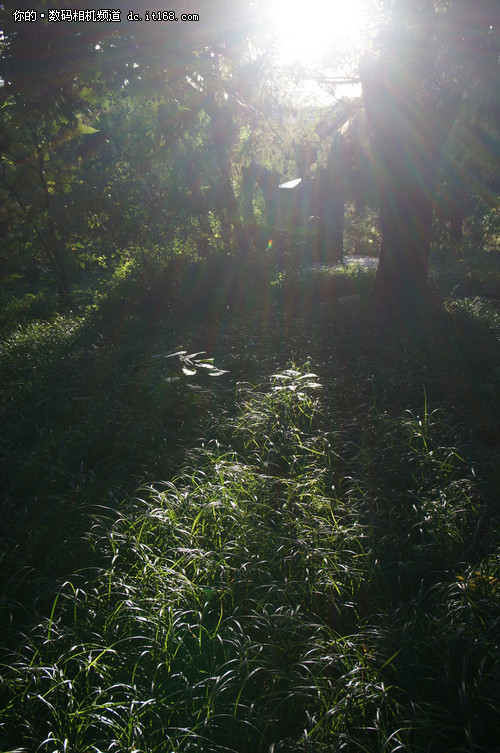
[0,0,498,298]
[1,7,500,750]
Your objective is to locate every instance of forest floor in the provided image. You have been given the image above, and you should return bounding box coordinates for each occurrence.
[0,254,499,752]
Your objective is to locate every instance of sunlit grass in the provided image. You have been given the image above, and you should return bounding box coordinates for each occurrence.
[1,356,498,751]
[0,257,499,751]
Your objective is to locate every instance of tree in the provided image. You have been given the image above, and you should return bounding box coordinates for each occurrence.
[435,46,500,252]
[320,135,346,264]
[241,163,281,249]
[361,0,500,302]
[0,1,274,286]
[0,4,104,293]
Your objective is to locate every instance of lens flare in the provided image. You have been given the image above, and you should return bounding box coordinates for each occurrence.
[270,0,367,65]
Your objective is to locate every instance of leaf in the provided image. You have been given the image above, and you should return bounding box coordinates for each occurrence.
[379,649,401,671]
[182,367,197,376]
[163,350,187,358]
[184,351,205,360]
[80,86,95,101]
[76,115,99,135]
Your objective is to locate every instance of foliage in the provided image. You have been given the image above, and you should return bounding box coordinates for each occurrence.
[0,1,498,298]
[1,271,499,750]
[0,2,500,747]
[0,1,278,285]
[360,0,500,298]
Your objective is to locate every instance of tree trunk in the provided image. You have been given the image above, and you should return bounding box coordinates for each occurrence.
[256,166,280,238]
[241,164,260,249]
[204,94,249,254]
[241,163,280,250]
[218,169,249,254]
[362,57,461,302]
[322,140,345,264]
[376,183,434,296]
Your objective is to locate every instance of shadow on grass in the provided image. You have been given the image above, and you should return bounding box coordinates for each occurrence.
[1,258,499,660]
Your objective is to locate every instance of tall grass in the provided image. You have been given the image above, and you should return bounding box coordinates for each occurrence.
[0,264,236,651]
[1,362,498,752]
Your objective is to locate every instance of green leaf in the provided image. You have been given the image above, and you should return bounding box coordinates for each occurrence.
[80,87,95,101]
[164,350,187,358]
[76,115,99,135]
[184,351,205,360]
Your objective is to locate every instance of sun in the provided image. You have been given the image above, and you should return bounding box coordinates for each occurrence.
[270,0,367,66]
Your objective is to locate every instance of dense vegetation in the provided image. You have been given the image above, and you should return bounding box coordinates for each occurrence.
[1,255,499,751]
[1,1,499,751]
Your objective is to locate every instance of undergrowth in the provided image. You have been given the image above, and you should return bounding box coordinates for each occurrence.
[1,262,499,751]
[1,364,498,752]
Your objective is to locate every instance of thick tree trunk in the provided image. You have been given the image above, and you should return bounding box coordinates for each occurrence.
[376,175,435,296]
[322,139,345,264]
[362,57,461,302]
[258,167,280,237]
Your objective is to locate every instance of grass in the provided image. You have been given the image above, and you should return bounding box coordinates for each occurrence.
[0,257,499,751]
